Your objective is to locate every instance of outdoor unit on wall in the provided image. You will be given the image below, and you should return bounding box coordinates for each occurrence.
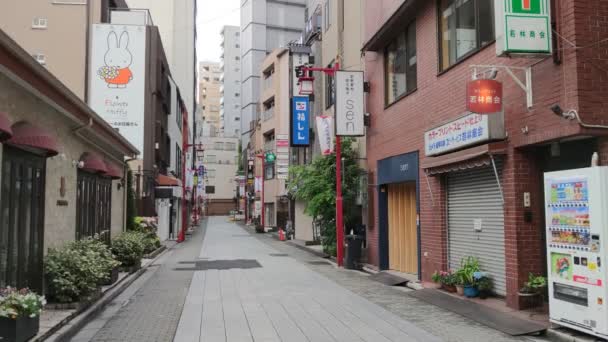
[544,166,608,338]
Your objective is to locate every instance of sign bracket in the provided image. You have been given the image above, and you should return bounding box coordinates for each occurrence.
[470,64,533,109]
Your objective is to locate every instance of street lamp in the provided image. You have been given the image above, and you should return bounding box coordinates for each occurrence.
[297,62,345,267]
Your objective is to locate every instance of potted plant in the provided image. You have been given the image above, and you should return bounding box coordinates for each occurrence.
[432,270,457,292]
[475,272,493,299]
[0,287,46,342]
[518,273,546,307]
[457,257,481,298]
[111,231,146,273]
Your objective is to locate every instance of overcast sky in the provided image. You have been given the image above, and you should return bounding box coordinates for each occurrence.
[197,0,240,62]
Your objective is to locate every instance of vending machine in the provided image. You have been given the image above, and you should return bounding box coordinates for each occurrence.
[544,166,608,338]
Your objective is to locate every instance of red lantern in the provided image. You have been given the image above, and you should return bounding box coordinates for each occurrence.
[466,79,503,114]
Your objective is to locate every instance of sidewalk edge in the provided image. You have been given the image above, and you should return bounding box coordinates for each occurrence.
[41,245,174,342]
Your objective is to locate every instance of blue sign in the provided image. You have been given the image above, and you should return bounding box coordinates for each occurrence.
[377,151,419,185]
[198,165,205,176]
[291,96,310,146]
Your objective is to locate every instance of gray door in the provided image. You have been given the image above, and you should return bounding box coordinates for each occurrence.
[448,164,506,295]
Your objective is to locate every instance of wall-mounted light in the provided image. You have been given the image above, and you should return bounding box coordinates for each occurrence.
[72,160,84,168]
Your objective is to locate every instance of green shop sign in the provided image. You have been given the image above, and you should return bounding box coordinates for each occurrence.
[495,0,552,55]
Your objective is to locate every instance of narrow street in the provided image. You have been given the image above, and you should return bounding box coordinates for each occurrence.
[71,217,550,342]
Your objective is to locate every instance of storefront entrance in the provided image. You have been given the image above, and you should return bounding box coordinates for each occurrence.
[447,164,506,295]
[388,182,418,274]
[76,170,112,242]
[0,146,46,292]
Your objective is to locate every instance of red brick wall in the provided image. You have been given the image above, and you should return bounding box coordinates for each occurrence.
[364,0,605,308]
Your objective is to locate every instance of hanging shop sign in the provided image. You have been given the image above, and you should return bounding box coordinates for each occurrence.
[466,79,503,114]
[424,112,505,156]
[291,96,310,146]
[316,115,334,156]
[495,0,552,55]
[335,71,365,136]
[292,53,310,95]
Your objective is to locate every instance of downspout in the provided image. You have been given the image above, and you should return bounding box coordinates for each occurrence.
[72,118,125,165]
[123,156,138,233]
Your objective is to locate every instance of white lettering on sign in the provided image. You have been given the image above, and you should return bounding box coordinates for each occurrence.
[400,164,409,172]
[336,71,365,136]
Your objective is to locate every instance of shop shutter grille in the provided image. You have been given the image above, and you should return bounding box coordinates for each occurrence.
[448,163,506,295]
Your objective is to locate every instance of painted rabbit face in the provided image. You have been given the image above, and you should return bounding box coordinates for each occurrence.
[104,31,132,69]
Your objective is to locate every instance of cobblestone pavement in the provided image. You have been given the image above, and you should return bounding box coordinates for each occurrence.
[251,229,551,342]
[71,221,207,342]
[174,217,440,342]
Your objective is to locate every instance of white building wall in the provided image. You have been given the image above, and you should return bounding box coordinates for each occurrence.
[200,136,239,200]
[220,26,242,138]
[240,0,306,149]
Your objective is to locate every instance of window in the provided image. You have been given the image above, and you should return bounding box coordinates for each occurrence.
[214,141,225,150]
[226,142,236,150]
[213,77,220,82]
[235,93,240,97]
[207,169,216,178]
[234,104,240,108]
[235,56,240,61]
[235,32,240,37]
[76,171,112,242]
[324,0,331,32]
[325,61,335,109]
[385,20,417,104]
[203,66,210,71]
[235,44,240,48]
[205,155,217,163]
[234,117,240,121]
[32,17,47,29]
[439,0,494,71]
[32,53,46,65]
[264,163,275,180]
[175,144,182,178]
[203,77,210,82]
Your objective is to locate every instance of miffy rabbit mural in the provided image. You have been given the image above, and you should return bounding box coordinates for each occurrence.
[98,31,133,88]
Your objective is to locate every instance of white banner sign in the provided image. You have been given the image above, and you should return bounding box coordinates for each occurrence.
[292,53,309,96]
[335,71,365,136]
[89,24,146,155]
[316,116,334,156]
[495,0,552,55]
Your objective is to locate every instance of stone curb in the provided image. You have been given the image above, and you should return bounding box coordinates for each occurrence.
[41,246,173,342]
[543,326,600,342]
[285,240,330,259]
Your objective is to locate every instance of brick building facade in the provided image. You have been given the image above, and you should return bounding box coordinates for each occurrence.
[363,0,608,309]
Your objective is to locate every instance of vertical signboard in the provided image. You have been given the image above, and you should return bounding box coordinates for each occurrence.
[89,24,147,155]
[291,96,310,146]
[495,0,552,55]
[335,71,365,136]
[292,53,309,96]
[316,116,334,155]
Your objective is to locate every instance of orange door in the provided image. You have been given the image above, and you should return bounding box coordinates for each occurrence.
[388,183,418,274]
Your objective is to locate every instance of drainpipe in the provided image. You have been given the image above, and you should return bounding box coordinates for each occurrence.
[123,156,138,234]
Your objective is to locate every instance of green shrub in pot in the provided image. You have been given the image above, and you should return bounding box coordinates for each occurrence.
[111,231,146,268]
[45,238,118,303]
[0,287,45,319]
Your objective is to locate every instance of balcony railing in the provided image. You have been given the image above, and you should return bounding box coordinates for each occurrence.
[109,8,153,26]
[262,107,274,121]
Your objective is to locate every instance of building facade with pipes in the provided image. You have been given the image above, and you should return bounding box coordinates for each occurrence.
[362,0,608,309]
[0,29,138,293]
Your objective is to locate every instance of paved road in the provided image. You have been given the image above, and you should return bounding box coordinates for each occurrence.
[174,217,440,342]
[73,217,548,342]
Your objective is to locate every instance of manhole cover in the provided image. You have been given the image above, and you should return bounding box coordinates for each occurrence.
[307,261,331,266]
[175,259,262,271]
[269,253,289,257]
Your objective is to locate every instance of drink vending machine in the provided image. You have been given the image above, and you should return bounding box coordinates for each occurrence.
[544,166,608,338]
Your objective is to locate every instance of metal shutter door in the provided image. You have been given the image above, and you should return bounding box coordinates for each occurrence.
[448,164,506,295]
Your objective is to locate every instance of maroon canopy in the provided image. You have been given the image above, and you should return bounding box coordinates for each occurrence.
[7,121,59,157]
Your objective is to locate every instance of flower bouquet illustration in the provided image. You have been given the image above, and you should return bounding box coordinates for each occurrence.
[98,31,133,88]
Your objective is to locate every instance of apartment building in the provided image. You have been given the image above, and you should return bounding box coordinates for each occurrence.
[124,0,197,123]
[0,0,128,100]
[200,136,239,215]
[220,25,242,138]
[362,0,608,309]
[240,0,307,150]
[199,61,223,136]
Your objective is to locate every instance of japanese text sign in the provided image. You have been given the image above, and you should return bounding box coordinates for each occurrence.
[291,96,310,146]
[316,116,334,156]
[495,0,552,55]
[466,79,503,114]
[336,71,365,136]
[424,112,505,156]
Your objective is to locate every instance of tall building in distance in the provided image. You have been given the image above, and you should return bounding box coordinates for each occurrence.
[239,0,306,150]
[199,61,222,137]
[0,0,129,100]
[220,25,241,138]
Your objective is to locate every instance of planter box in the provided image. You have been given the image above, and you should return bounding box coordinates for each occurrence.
[0,315,40,342]
[120,260,142,274]
[101,267,120,286]
[518,291,543,309]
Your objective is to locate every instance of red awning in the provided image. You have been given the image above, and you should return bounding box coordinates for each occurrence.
[157,174,180,187]
[6,121,59,157]
[79,152,108,174]
[0,112,13,142]
[421,142,507,176]
[103,161,123,180]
